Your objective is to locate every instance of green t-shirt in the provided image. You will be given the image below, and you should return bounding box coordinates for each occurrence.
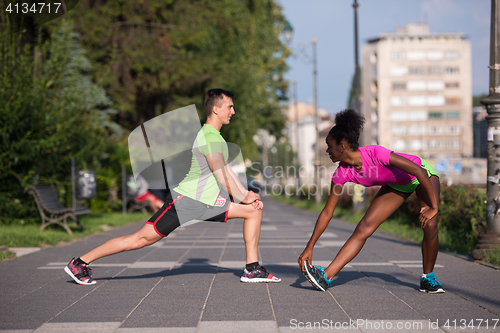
[173,124,228,205]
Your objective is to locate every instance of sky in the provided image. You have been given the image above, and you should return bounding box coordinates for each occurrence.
[279,0,491,115]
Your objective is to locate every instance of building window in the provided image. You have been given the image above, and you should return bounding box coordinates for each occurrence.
[429,140,442,149]
[428,67,442,74]
[447,125,461,134]
[408,51,426,60]
[429,126,443,135]
[445,67,459,74]
[391,96,407,106]
[427,95,445,106]
[392,126,407,135]
[410,140,426,150]
[409,67,426,74]
[427,81,444,91]
[391,52,406,60]
[445,51,459,59]
[392,140,407,150]
[409,125,427,135]
[453,140,461,148]
[427,51,444,60]
[409,111,428,121]
[409,96,426,106]
[429,112,443,119]
[391,111,408,121]
[445,141,454,149]
[390,66,408,76]
[446,111,460,119]
[445,97,461,105]
[370,52,378,64]
[445,82,459,88]
[392,82,406,90]
[407,81,426,91]
[408,51,425,60]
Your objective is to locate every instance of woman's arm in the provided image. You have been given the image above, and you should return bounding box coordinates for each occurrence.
[298,182,342,270]
[388,153,438,227]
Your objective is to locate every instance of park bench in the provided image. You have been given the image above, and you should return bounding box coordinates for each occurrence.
[127,197,150,214]
[26,185,89,234]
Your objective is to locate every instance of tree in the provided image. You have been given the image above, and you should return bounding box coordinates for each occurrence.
[58,0,290,159]
[0,17,124,222]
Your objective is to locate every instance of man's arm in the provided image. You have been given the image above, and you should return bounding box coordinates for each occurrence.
[206,152,260,204]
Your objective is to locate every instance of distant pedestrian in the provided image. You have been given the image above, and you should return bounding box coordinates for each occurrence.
[65,89,281,285]
[130,174,164,213]
[299,109,443,293]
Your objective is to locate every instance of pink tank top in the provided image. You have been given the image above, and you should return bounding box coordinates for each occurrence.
[331,145,422,187]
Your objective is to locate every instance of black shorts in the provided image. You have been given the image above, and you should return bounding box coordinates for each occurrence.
[147,190,231,237]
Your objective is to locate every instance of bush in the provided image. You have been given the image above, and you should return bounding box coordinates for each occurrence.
[392,185,487,255]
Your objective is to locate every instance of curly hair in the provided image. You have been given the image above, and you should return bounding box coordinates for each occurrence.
[327,109,365,151]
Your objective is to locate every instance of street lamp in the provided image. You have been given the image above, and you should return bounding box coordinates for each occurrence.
[283,22,321,204]
[293,80,302,199]
[351,0,366,213]
[472,0,500,259]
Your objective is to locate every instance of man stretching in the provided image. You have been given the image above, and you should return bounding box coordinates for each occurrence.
[65,89,280,285]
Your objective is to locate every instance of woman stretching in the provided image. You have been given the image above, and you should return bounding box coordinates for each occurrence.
[298,109,444,293]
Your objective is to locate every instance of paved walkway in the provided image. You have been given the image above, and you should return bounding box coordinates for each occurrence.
[0,198,499,332]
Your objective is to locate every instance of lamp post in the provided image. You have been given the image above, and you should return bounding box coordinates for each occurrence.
[283,22,321,204]
[472,0,500,259]
[351,0,366,213]
[293,80,302,199]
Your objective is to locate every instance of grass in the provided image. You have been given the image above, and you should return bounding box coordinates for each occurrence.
[483,247,500,266]
[0,212,150,248]
[0,249,16,261]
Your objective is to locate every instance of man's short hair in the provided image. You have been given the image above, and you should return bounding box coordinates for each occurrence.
[204,89,234,116]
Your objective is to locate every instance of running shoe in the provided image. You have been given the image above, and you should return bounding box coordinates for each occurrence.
[64,258,96,285]
[419,272,445,293]
[302,260,332,292]
[240,265,281,283]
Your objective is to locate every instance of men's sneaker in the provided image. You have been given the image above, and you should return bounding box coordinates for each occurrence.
[302,260,332,292]
[420,272,444,293]
[64,258,96,285]
[240,265,281,283]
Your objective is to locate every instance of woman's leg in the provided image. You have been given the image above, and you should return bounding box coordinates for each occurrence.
[324,186,411,280]
[415,175,440,274]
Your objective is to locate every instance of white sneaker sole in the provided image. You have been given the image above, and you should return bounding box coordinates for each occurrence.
[240,276,281,283]
[419,287,445,294]
[64,266,96,285]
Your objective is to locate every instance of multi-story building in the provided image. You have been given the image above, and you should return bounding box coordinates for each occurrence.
[361,23,472,159]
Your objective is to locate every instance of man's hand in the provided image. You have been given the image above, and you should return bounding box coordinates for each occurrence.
[251,200,263,210]
[241,190,261,205]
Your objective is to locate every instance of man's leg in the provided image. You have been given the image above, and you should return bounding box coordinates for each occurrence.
[226,202,280,283]
[81,223,163,264]
[65,223,163,285]
[227,203,262,264]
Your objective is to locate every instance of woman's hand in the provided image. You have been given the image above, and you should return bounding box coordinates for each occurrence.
[298,247,313,271]
[419,206,438,228]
